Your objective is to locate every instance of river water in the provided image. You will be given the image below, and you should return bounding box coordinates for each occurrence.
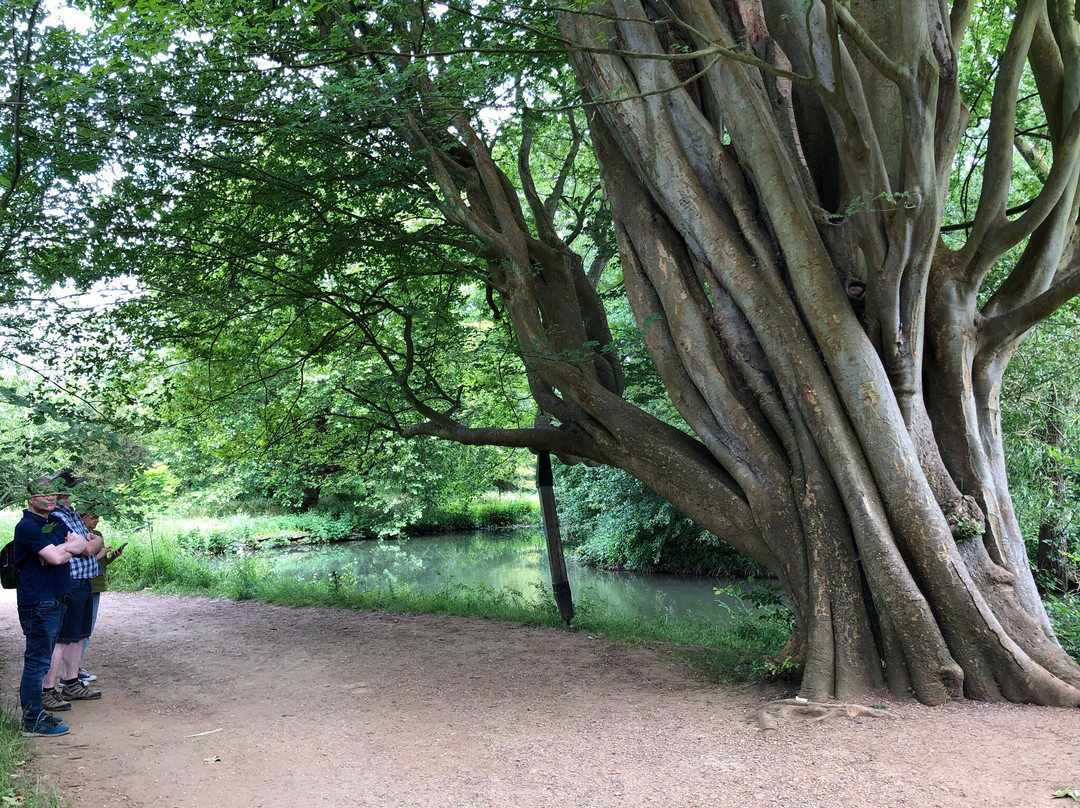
[264,528,747,622]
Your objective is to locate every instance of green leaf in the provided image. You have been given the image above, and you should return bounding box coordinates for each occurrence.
[1052,789,1080,801]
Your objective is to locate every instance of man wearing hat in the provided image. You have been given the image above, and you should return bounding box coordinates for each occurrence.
[40,469,104,709]
[14,478,93,736]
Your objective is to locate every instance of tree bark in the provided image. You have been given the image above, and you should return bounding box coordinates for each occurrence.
[541,0,1080,705]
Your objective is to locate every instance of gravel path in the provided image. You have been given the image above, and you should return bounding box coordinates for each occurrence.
[1,590,1077,807]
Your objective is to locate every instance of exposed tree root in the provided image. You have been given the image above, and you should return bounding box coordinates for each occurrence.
[753,699,896,731]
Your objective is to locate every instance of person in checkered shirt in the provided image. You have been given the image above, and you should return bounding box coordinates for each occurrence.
[40,470,104,707]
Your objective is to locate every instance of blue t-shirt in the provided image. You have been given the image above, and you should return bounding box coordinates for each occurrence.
[13,510,71,606]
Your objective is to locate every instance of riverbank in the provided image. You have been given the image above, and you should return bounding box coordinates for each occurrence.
[1,589,1077,807]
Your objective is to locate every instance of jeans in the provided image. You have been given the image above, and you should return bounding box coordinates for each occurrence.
[18,599,66,722]
[81,592,101,656]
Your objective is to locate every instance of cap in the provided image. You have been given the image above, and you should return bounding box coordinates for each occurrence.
[50,469,87,489]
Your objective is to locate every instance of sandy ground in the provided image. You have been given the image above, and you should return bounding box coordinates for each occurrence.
[0,589,1078,808]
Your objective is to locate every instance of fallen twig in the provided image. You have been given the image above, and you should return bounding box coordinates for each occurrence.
[185,728,224,738]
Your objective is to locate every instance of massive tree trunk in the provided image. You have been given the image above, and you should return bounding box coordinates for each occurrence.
[344,0,1080,705]
[547,0,1080,704]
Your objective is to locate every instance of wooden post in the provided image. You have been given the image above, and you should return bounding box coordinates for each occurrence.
[537,451,574,624]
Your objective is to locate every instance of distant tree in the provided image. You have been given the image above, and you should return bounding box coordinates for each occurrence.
[1,1,110,306]
[1003,302,1080,593]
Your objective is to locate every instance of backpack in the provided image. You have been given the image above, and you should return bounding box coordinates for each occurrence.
[0,541,27,589]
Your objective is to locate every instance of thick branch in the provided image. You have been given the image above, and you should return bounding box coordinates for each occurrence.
[959,0,1046,285]
[980,260,1080,352]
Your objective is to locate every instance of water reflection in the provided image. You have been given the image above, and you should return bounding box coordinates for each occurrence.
[263,528,740,622]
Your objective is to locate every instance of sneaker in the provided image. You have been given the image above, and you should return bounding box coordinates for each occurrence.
[77,668,97,684]
[41,689,71,712]
[22,713,69,737]
[60,680,101,701]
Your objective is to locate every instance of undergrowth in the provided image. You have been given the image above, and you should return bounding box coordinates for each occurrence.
[0,712,60,808]
[157,495,539,555]
[1046,593,1080,660]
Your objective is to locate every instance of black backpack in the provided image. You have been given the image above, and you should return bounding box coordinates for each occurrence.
[0,541,27,589]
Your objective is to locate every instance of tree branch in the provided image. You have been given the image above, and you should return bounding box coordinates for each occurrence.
[960,0,1046,286]
[0,0,43,218]
[979,258,1080,354]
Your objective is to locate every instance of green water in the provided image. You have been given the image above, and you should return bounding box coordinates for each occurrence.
[262,528,749,622]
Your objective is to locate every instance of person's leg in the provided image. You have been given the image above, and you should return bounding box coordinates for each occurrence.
[56,580,100,699]
[18,600,65,723]
[79,592,100,671]
[89,591,99,635]
[62,583,95,679]
[61,642,83,681]
[41,641,66,691]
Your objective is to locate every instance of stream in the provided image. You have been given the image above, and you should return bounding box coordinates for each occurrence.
[263,527,755,622]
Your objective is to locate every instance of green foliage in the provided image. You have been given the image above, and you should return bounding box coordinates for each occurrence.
[558,464,760,576]
[952,512,984,542]
[55,0,584,520]
[177,526,239,556]
[413,494,539,532]
[702,580,797,681]
[0,711,61,808]
[1,1,112,294]
[1045,594,1080,662]
[1001,302,1080,584]
[0,365,153,510]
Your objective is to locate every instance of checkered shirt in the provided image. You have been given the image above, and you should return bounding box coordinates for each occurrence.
[51,503,102,580]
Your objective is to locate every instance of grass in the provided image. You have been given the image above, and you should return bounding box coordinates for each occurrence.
[0,713,61,808]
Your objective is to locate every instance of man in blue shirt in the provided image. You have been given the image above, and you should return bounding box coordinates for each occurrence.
[41,470,103,706]
[14,478,92,737]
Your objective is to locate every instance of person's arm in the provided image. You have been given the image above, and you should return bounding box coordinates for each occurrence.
[38,534,90,566]
[98,542,125,567]
[84,530,104,556]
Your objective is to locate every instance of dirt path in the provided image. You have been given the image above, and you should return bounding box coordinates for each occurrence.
[1,589,1077,807]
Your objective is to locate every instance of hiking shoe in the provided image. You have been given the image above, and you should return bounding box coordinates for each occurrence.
[77,668,97,683]
[41,689,71,712]
[22,713,69,737]
[60,681,101,701]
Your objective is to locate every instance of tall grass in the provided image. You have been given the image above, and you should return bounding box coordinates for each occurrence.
[0,712,60,808]
[113,494,540,556]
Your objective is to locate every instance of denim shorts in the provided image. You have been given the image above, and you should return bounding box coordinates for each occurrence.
[56,578,94,643]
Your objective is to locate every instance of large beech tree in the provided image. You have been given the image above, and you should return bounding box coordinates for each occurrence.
[86,0,1080,705]
[547,0,1080,705]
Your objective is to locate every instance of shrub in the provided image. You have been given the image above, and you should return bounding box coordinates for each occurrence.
[1047,593,1080,662]
[411,494,539,533]
[558,464,760,576]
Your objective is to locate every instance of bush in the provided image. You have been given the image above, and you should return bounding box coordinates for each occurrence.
[176,527,242,555]
[1047,593,1080,662]
[557,464,760,576]
[471,497,538,528]
[411,494,539,533]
